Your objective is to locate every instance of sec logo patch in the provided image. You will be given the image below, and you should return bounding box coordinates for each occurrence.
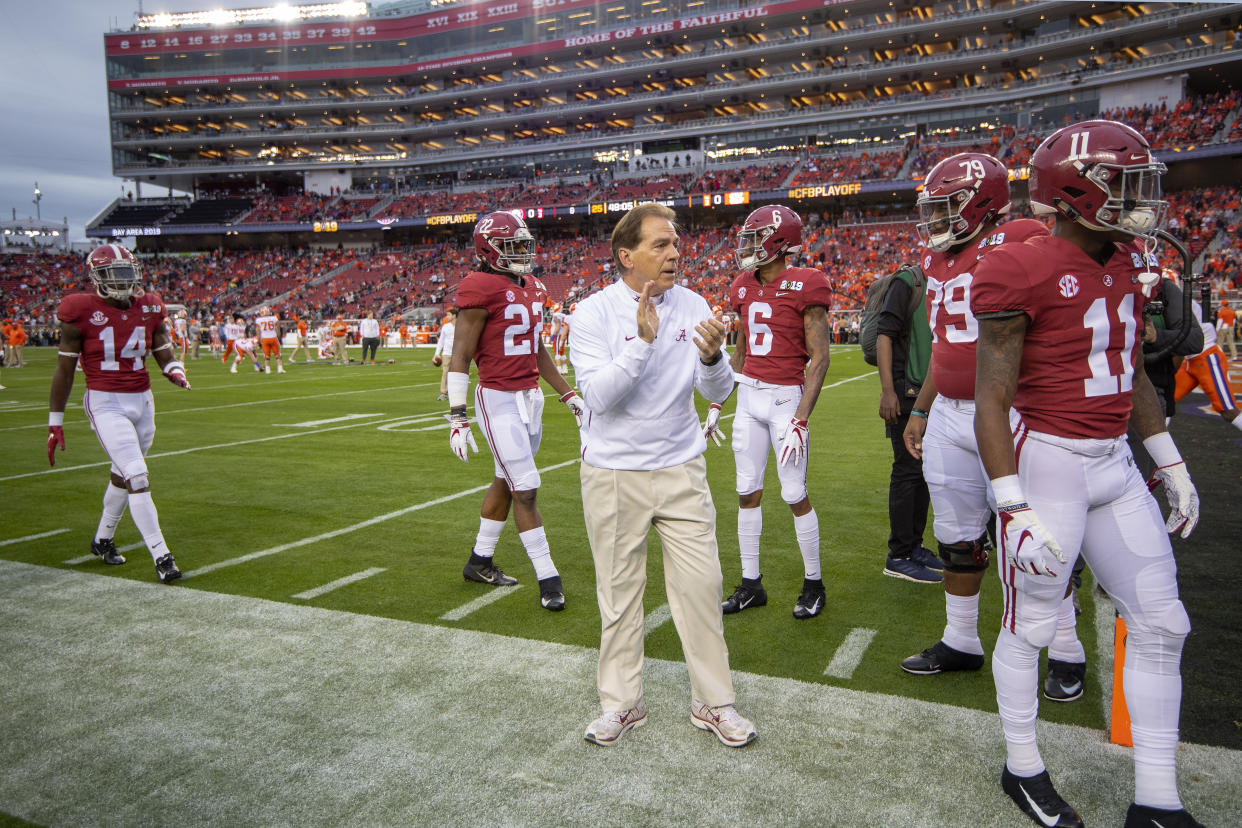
[505,290,516,302]
[738,287,746,299]
[1058,274,1080,299]
[89,311,108,326]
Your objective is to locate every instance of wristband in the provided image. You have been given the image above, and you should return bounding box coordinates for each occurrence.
[446,371,469,409]
[990,474,1024,507]
[911,408,929,419]
[1142,431,1183,468]
[559,390,578,403]
[163,360,186,376]
[700,351,723,366]
[49,412,64,427]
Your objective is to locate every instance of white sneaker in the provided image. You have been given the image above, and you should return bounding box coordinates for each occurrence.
[229,365,237,373]
[265,366,271,374]
[690,701,757,748]
[277,367,286,374]
[584,703,647,746]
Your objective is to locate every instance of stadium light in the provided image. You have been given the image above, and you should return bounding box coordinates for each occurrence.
[137,1,367,29]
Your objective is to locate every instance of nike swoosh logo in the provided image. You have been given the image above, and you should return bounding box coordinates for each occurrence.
[1020,784,1062,827]
[775,291,790,296]
[776,398,791,405]
[1055,681,1082,695]
[625,336,636,341]
[738,596,753,609]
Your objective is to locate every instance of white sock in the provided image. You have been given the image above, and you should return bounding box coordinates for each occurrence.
[1231,415,1242,433]
[518,526,558,580]
[95,483,129,541]
[992,629,1045,776]
[127,491,169,562]
[1126,669,1183,810]
[942,592,984,656]
[473,517,506,557]
[794,508,821,580]
[738,506,762,580]
[1048,594,1086,663]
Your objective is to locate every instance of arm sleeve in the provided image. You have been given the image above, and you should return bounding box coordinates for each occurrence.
[1149,281,1204,358]
[570,302,656,414]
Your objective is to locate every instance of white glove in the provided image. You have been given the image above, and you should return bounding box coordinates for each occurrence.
[993,476,1064,577]
[702,403,726,446]
[447,409,478,462]
[162,360,191,390]
[560,390,586,428]
[1143,432,1199,538]
[777,418,809,467]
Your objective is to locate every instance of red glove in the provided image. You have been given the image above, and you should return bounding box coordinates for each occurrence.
[48,426,65,467]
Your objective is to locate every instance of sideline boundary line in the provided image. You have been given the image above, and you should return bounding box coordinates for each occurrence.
[0,528,70,547]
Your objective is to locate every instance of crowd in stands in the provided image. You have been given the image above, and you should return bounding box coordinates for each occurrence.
[1101,91,1242,151]
[788,148,905,187]
[242,193,341,224]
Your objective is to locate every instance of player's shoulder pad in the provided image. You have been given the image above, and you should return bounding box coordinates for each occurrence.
[996,218,1051,243]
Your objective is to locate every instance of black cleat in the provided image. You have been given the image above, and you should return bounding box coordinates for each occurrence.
[463,552,518,586]
[154,554,181,584]
[1124,803,1204,828]
[722,577,766,614]
[90,538,126,566]
[1001,766,1083,828]
[1044,659,1086,702]
[901,640,985,675]
[792,578,826,619]
[538,575,565,611]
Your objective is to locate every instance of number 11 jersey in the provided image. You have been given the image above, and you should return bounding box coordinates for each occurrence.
[455,270,548,392]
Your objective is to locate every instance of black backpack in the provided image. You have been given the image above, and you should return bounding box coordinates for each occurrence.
[860,264,925,366]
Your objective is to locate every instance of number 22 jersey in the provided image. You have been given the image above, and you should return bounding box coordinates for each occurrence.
[971,234,1156,439]
[58,291,167,393]
[455,270,548,391]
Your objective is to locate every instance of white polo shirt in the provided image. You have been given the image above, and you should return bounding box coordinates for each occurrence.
[571,279,734,471]
[359,317,380,339]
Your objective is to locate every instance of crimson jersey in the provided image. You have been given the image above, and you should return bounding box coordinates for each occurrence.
[971,234,1156,439]
[729,266,832,385]
[58,291,166,393]
[924,219,1049,400]
[455,270,548,391]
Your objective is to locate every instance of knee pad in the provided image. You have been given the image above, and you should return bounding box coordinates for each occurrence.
[1016,610,1058,650]
[939,539,989,573]
[780,481,808,505]
[1126,601,1189,676]
[126,472,150,492]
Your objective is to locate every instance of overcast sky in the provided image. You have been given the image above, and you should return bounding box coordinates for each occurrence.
[0,0,227,242]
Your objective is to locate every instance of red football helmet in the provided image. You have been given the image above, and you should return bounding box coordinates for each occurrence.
[916,152,1011,252]
[86,244,142,301]
[735,204,803,270]
[473,211,535,276]
[1029,119,1167,241]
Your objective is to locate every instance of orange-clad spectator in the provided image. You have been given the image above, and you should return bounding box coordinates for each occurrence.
[331,317,349,364]
[1217,299,1237,361]
[7,322,27,367]
[290,316,311,363]
[398,323,411,348]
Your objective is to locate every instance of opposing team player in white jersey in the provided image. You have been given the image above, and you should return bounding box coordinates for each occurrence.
[47,244,190,584]
[973,120,1202,828]
[446,211,586,611]
[254,305,286,374]
[549,303,570,374]
[712,204,833,619]
[172,309,189,360]
[900,153,1086,698]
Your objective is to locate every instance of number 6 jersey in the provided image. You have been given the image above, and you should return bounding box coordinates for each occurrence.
[455,270,548,391]
[58,291,167,393]
[728,266,832,386]
[970,234,1155,439]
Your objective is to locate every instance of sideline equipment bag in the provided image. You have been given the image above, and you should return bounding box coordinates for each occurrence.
[860,264,925,366]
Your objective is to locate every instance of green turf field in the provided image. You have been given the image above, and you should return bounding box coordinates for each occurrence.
[1,344,1237,826]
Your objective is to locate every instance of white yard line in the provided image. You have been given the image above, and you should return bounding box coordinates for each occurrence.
[182,459,579,580]
[0,528,70,547]
[292,567,387,601]
[644,603,672,637]
[439,585,524,621]
[65,541,145,565]
[824,627,878,679]
[0,414,419,483]
[273,413,386,427]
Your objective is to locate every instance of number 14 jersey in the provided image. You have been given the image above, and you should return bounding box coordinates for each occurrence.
[455,270,548,391]
[971,234,1156,439]
[58,291,167,393]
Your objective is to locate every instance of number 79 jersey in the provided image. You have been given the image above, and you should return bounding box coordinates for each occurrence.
[970,234,1155,439]
[729,266,833,386]
[455,270,547,391]
[58,291,167,393]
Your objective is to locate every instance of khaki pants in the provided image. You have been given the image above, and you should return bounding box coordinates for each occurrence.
[333,335,348,363]
[581,455,735,712]
[439,363,450,395]
[1221,325,1237,361]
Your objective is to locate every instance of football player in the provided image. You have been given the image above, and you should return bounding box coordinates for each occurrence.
[446,211,586,611]
[172,308,189,361]
[549,303,570,375]
[900,153,1087,697]
[47,244,190,584]
[255,305,286,374]
[712,204,833,619]
[222,314,244,370]
[972,120,1202,828]
[1173,294,1242,433]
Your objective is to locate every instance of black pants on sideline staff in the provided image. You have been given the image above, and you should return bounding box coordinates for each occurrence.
[886,410,930,558]
[361,337,379,363]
